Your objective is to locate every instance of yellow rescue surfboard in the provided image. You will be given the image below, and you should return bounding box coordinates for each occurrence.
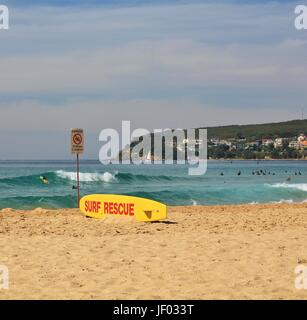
[79,194,167,222]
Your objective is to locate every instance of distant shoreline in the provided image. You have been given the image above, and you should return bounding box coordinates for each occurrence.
[207,158,307,161]
[0,158,306,162]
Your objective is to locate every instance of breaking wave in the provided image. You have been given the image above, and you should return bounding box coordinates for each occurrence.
[55,170,116,182]
[269,183,307,192]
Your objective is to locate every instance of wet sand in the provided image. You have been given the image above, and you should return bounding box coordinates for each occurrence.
[1,204,307,299]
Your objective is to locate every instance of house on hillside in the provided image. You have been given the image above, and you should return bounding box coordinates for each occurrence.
[262,139,274,146]
[274,138,283,148]
[299,140,307,149]
[289,141,300,149]
[298,133,306,142]
[245,141,261,149]
[210,138,220,146]
[219,140,232,147]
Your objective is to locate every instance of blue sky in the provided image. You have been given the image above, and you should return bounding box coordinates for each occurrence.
[0,0,306,158]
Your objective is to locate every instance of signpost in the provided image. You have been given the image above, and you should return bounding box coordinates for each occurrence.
[71,128,84,208]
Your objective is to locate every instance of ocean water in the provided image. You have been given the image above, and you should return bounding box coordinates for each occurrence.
[0,160,307,209]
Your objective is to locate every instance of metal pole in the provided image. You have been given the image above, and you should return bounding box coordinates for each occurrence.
[77,153,80,208]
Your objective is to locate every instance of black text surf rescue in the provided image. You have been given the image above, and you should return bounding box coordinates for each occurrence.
[84,200,135,215]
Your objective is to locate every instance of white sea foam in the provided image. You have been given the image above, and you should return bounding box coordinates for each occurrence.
[56,170,116,182]
[269,183,307,192]
[271,199,294,204]
[250,199,307,204]
[191,199,198,206]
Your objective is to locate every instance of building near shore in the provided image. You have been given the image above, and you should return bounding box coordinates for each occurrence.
[262,139,274,146]
[289,141,300,149]
[299,140,307,149]
[298,133,306,142]
[274,138,283,148]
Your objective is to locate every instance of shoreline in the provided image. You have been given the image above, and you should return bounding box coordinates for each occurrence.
[1,203,307,299]
[209,158,307,161]
[1,201,307,213]
[0,158,306,162]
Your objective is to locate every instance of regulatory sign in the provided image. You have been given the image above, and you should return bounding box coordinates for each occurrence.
[71,128,84,154]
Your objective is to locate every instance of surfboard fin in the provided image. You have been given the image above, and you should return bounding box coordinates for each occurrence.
[143,211,153,219]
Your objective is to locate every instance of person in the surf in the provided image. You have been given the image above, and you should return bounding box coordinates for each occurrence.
[39,175,49,184]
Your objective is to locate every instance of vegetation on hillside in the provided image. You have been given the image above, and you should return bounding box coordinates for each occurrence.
[120,119,307,161]
[202,119,307,140]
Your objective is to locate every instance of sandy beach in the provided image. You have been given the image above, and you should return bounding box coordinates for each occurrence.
[1,203,307,300]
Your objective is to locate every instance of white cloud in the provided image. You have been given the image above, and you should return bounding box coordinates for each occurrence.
[0,98,300,133]
[0,2,305,96]
[0,38,306,95]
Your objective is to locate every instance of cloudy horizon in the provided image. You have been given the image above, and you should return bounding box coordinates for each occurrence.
[0,0,306,159]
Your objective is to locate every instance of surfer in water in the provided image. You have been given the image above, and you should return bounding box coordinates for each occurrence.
[39,175,49,184]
